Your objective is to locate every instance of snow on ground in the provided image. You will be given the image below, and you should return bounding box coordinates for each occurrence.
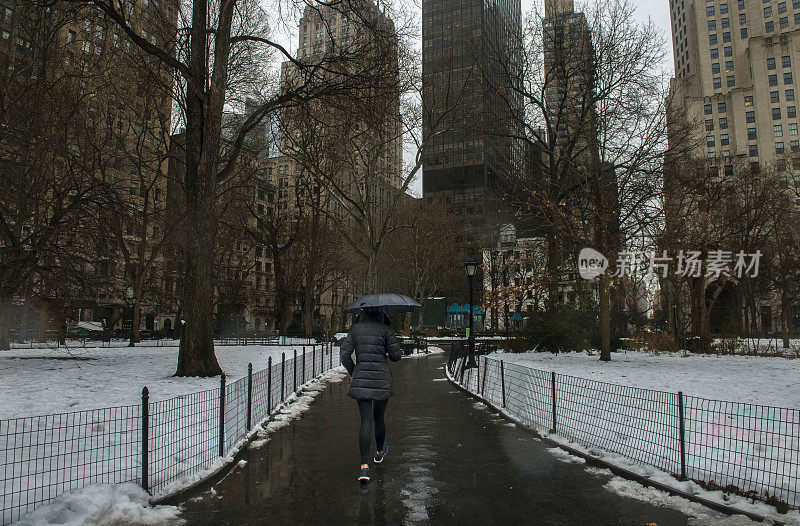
[402,345,445,359]
[0,343,325,420]
[450,354,800,523]
[14,483,184,526]
[489,349,800,408]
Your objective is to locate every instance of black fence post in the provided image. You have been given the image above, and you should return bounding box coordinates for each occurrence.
[281,352,285,402]
[481,357,488,397]
[312,345,316,377]
[500,361,506,408]
[247,363,253,431]
[550,371,557,434]
[218,373,226,457]
[293,349,298,393]
[678,391,687,480]
[267,356,273,412]
[302,347,306,384]
[141,387,149,492]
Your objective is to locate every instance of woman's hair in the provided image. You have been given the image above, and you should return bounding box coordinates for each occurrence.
[362,306,382,321]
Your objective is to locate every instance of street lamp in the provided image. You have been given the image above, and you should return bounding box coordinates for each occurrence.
[125,287,135,347]
[464,257,478,369]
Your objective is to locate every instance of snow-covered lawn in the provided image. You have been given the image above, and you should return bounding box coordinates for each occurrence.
[455,350,800,515]
[489,349,800,409]
[0,343,340,525]
[0,343,325,420]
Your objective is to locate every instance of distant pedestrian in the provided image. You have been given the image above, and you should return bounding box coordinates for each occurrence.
[340,306,402,483]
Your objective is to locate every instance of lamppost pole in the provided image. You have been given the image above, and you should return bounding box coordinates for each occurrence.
[465,257,478,369]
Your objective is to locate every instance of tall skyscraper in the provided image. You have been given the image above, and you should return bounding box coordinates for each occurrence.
[668,0,800,180]
[421,0,523,241]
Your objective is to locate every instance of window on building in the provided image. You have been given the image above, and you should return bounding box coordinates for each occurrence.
[710,33,718,44]
[770,74,779,86]
[740,13,748,23]
[708,5,716,15]
[785,72,794,84]
[748,127,758,139]
[711,48,720,58]
[795,0,800,8]
[776,141,786,153]
[774,107,783,119]
[765,5,773,16]
[724,45,733,56]
[721,133,730,145]
[720,117,729,128]
[727,75,736,86]
[722,16,730,27]
[723,31,731,41]
[741,27,749,37]
[721,2,729,12]
[725,164,734,177]
[709,19,717,30]
[712,62,721,73]
[781,16,789,26]
[775,124,784,136]
[706,118,715,130]
[792,139,800,151]
[787,88,795,100]
[705,103,714,114]
[745,95,754,106]
[725,60,734,70]
[791,123,799,134]
[739,0,745,8]
[780,0,788,11]
[749,144,759,156]
[747,111,756,123]
[767,20,775,30]
[783,55,792,68]
[707,135,716,147]
[790,105,798,117]
[67,30,76,43]
[772,90,781,102]
[768,57,777,69]
[714,77,722,88]
[795,11,800,22]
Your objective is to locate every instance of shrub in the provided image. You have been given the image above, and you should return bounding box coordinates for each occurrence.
[509,302,620,353]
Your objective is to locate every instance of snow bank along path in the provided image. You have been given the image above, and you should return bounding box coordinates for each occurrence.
[448,353,800,524]
[0,344,342,525]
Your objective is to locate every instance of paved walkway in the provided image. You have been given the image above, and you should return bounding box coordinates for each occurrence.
[180,354,693,525]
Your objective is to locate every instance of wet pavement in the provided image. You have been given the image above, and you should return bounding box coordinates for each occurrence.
[179,354,693,525]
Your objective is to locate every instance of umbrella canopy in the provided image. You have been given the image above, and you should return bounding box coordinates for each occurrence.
[345,293,421,314]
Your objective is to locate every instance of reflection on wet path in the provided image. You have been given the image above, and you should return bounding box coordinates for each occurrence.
[180,356,690,525]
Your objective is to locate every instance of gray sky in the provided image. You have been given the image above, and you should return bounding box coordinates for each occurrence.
[269,0,674,197]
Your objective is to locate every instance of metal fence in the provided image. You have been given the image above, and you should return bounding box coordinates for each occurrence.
[0,346,341,525]
[448,352,799,510]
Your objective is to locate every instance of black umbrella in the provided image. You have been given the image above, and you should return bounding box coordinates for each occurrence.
[345,293,421,314]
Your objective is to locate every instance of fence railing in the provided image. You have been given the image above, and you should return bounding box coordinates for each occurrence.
[0,345,341,525]
[448,352,799,510]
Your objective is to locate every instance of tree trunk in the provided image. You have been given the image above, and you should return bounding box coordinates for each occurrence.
[0,299,10,350]
[175,200,221,377]
[304,280,314,338]
[599,274,611,361]
[782,290,790,349]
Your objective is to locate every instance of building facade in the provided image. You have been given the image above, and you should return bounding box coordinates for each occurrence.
[421,0,523,239]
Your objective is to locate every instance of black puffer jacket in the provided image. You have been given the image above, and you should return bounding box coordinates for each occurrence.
[340,315,402,400]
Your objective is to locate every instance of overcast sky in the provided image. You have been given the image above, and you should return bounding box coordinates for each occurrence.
[268,0,674,196]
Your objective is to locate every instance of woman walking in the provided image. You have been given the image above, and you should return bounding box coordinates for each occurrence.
[340,306,402,482]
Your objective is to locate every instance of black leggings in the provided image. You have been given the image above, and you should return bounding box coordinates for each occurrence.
[357,399,388,464]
